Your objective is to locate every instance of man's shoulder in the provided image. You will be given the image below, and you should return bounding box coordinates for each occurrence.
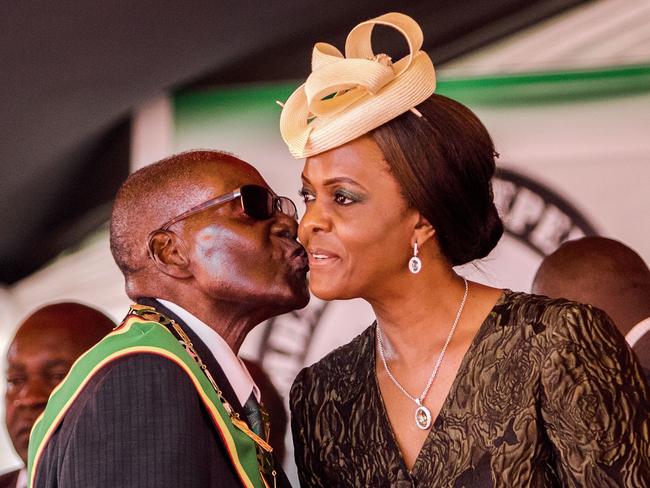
[75,352,199,404]
[34,348,247,487]
[60,315,202,404]
[48,351,205,440]
[49,353,213,455]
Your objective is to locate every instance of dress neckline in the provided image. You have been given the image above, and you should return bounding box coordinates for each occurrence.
[369,288,511,477]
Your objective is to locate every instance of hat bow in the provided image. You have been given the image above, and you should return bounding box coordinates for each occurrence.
[280,12,436,158]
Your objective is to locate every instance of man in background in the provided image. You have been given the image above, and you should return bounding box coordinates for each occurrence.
[532,236,650,380]
[1,303,114,488]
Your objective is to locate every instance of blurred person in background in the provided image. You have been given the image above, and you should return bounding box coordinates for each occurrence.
[1,302,114,488]
[533,236,650,382]
[279,12,650,487]
[28,150,309,488]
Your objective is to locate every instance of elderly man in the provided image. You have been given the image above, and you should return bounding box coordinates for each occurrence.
[28,151,309,488]
[532,236,650,381]
[1,303,114,488]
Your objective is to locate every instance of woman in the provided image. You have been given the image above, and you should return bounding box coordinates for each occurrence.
[279,13,650,488]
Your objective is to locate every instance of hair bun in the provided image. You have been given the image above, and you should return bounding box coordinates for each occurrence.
[449,202,503,266]
[372,94,503,267]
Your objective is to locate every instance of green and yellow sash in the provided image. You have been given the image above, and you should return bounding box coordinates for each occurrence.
[27,307,266,488]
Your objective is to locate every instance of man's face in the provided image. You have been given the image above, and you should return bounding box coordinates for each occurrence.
[170,160,309,316]
[5,322,87,463]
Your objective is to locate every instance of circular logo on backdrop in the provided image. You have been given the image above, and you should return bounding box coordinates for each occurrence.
[493,167,597,255]
[258,166,598,396]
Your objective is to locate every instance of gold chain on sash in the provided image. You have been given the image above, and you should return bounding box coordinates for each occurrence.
[128,305,278,487]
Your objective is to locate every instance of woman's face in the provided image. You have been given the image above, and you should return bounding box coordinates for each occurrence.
[299,135,419,301]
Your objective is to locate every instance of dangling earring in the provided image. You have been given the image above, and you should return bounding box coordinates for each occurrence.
[408,242,422,274]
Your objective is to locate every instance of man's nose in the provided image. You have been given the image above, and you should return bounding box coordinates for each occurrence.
[13,379,51,408]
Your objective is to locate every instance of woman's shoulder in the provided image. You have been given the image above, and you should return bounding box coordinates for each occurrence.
[290,323,375,402]
[498,288,609,320]
[499,288,588,311]
[495,289,622,348]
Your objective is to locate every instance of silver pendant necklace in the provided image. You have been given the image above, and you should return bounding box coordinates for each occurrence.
[376,277,469,430]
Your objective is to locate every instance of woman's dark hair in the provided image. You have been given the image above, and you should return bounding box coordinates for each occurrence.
[372,93,503,266]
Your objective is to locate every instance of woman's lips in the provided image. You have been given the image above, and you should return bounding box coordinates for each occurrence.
[307,248,340,267]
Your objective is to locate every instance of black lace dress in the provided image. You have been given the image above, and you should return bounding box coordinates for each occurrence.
[290,291,650,487]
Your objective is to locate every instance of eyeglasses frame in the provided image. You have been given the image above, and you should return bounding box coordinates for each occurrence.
[148,183,297,247]
[146,185,297,260]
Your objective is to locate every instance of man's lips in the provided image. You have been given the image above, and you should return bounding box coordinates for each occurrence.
[287,245,309,271]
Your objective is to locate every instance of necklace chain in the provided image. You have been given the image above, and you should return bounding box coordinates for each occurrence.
[376,277,469,405]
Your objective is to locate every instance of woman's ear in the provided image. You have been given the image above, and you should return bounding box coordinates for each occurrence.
[148,231,193,279]
[412,214,435,248]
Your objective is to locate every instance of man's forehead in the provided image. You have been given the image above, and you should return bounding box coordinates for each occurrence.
[7,335,80,368]
[10,323,74,351]
[7,350,73,368]
[192,158,268,194]
[9,309,101,354]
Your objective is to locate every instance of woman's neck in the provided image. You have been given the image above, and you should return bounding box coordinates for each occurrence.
[368,265,469,364]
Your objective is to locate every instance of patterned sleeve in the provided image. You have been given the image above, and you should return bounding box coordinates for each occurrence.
[290,368,327,488]
[540,303,650,487]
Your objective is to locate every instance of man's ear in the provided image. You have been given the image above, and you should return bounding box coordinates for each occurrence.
[412,214,436,248]
[148,231,193,279]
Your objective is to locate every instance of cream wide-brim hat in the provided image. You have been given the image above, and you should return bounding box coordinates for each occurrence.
[279,12,436,159]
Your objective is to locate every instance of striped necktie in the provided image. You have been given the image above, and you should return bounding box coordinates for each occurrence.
[242,393,276,485]
[242,392,265,437]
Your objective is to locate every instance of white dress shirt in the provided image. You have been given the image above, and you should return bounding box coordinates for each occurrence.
[157,299,260,406]
[626,317,650,347]
[15,469,26,488]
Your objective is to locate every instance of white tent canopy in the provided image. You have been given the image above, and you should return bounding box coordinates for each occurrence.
[445,0,650,75]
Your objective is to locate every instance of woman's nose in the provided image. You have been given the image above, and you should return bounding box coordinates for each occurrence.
[299,201,332,241]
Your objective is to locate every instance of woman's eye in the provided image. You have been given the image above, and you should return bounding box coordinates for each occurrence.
[333,188,364,205]
[333,194,354,205]
[298,189,315,203]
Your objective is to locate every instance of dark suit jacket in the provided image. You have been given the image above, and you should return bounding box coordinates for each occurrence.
[0,468,19,488]
[34,299,290,487]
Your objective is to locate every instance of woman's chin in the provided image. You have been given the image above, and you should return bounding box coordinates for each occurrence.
[309,281,361,301]
[308,277,348,301]
[308,268,360,301]
[308,284,341,301]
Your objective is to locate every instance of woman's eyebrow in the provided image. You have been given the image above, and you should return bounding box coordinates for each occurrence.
[322,176,362,187]
[301,174,368,191]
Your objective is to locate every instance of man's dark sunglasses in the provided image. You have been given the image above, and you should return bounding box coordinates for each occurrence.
[157,184,298,232]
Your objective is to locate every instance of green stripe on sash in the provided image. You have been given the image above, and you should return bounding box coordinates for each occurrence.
[27,316,264,488]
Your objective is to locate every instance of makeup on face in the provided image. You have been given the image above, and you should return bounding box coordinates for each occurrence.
[298,136,417,301]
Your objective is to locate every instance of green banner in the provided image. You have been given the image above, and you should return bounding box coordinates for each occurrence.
[174,64,650,121]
